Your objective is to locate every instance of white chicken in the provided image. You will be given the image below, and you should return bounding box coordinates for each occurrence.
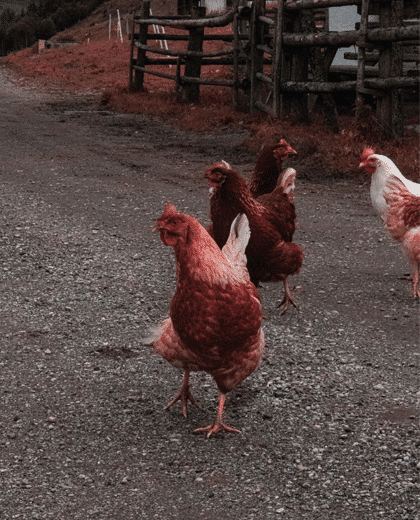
[359,147,420,221]
[384,178,420,298]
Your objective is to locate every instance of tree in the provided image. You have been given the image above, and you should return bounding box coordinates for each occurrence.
[6,16,38,51]
[0,8,16,30]
[36,17,56,40]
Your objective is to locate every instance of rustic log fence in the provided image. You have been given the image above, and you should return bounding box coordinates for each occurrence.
[129,0,419,136]
[130,1,241,102]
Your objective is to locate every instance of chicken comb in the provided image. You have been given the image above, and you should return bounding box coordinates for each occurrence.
[361,146,375,161]
[207,160,231,172]
[160,203,179,218]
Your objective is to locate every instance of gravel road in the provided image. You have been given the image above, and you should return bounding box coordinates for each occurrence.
[0,67,419,520]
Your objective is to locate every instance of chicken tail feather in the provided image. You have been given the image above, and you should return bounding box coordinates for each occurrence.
[140,320,169,345]
[280,168,296,202]
[385,178,420,242]
[221,213,250,277]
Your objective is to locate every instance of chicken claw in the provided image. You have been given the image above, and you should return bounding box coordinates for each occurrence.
[194,393,240,438]
[165,371,199,417]
[194,422,241,438]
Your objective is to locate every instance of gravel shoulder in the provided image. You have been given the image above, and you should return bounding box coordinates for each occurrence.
[0,68,419,520]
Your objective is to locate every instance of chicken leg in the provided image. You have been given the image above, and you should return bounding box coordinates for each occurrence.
[411,263,419,298]
[165,371,199,417]
[277,279,299,315]
[194,393,240,438]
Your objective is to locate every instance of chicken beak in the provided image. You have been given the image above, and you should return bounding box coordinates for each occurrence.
[288,146,297,155]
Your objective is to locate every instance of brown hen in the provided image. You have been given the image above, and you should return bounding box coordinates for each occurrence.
[149,204,264,436]
[206,163,303,314]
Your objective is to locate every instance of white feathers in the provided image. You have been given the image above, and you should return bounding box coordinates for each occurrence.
[221,213,251,280]
[140,321,169,345]
[370,154,420,220]
[280,167,297,203]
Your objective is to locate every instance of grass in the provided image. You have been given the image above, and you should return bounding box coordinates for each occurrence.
[1,0,419,182]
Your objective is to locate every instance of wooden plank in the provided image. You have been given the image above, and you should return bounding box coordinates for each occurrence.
[286,0,362,9]
[256,43,274,55]
[356,0,370,111]
[365,77,419,89]
[132,65,178,81]
[250,0,265,114]
[330,64,378,76]
[134,41,233,58]
[134,9,235,28]
[273,0,285,116]
[182,7,206,102]
[233,12,239,109]
[289,10,309,121]
[145,34,236,41]
[391,0,405,137]
[256,72,273,85]
[279,76,419,92]
[282,25,419,47]
[129,11,136,90]
[259,15,275,26]
[255,99,276,116]
[132,1,150,91]
[345,51,420,63]
[180,76,235,86]
[364,1,419,18]
[145,57,246,66]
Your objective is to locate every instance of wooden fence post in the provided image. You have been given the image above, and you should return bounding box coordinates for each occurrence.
[390,0,404,137]
[131,1,150,91]
[355,0,370,118]
[249,0,265,114]
[377,0,404,137]
[273,0,285,117]
[182,6,206,103]
[304,9,339,132]
[284,9,309,121]
[233,12,240,109]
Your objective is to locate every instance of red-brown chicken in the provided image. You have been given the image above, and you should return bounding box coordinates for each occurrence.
[384,178,420,298]
[205,163,304,313]
[149,204,264,436]
[249,139,297,198]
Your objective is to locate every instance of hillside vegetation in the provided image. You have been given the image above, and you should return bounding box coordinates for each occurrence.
[1,0,419,182]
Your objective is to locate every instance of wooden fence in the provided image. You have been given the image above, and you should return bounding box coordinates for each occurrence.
[129,2,240,102]
[129,0,419,136]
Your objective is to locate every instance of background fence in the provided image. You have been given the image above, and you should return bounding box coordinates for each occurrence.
[130,0,419,137]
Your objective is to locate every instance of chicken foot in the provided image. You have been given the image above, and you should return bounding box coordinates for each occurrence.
[411,263,419,298]
[277,279,299,315]
[194,393,240,438]
[165,371,199,417]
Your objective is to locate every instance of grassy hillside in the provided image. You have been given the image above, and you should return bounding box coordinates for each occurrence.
[1,0,419,181]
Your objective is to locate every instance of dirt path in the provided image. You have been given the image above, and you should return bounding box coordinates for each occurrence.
[0,68,418,520]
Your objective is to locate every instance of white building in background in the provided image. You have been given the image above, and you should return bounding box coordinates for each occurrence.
[329,5,360,65]
[202,0,228,13]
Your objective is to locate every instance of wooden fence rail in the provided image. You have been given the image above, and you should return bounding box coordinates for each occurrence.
[129,0,419,137]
